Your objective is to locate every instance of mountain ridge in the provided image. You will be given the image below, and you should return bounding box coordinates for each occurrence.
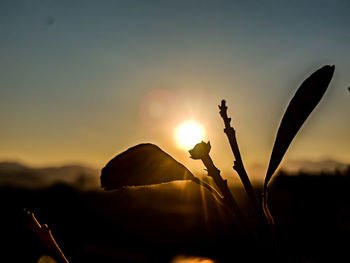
[0,161,100,189]
[1,159,349,189]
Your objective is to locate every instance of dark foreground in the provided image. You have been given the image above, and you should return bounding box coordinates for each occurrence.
[1,168,350,262]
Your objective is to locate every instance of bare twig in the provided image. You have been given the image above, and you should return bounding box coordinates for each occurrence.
[189,142,249,230]
[24,209,69,263]
[219,100,267,225]
[192,177,249,222]
[218,100,279,261]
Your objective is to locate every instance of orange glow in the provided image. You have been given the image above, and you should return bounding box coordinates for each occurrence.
[171,255,215,263]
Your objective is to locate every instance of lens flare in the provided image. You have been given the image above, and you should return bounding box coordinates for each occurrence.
[175,121,205,150]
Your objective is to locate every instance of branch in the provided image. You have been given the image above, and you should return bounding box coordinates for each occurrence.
[218,100,279,260]
[192,177,248,222]
[24,209,69,263]
[189,142,249,231]
[219,100,267,225]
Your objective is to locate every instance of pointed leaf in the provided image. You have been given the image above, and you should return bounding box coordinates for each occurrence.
[264,65,335,190]
[101,143,195,190]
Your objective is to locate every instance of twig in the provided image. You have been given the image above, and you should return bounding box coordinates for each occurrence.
[189,142,249,230]
[218,100,267,225]
[218,100,279,260]
[24,209,69,263]
[192,177,249,222]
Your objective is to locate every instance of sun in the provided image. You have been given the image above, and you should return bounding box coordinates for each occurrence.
[175,121,205,150]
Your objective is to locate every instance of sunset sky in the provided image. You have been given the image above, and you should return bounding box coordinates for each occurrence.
[1,0,349,181]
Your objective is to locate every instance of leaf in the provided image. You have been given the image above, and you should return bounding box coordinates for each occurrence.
[264,65,335,191]
[101,143,195,190]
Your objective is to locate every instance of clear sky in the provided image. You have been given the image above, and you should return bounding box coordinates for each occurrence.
[1,0,349,180]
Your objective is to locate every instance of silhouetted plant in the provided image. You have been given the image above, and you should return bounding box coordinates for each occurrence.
[263,65,335,224]
[25,209,69,263]
[101,65,335,259]
[101,143,222,200]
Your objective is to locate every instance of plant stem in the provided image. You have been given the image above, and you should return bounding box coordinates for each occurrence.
[218,100,267,225]
[25,209,69,263]
[218,100,279,260]
[200,154,249,230]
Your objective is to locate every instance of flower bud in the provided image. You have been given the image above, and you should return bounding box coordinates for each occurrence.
[189,141,211,160]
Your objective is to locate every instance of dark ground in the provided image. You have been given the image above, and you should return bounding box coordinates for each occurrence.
[1,167,350,262]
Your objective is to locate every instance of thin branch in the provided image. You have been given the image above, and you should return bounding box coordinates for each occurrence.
[193,175,259,231]
[25,209,69,263]
[203,154,252,231]
[219,100,267,225]
[189,142,249,230]
[218,100,279,260]
[192,177,247,222]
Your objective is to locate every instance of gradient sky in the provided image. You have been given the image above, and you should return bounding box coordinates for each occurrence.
[1,0,349,180]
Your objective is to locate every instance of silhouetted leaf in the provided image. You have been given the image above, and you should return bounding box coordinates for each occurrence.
[264,65,335,191]
[101,143,195,190]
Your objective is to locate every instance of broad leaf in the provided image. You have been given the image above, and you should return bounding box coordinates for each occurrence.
[264,65,335,191]
[101,143,195,190]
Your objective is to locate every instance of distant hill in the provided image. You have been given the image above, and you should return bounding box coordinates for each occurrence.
[1,159,348,189]
[247,159,349,182]
[281,159,349,173]
[0,161,100,189]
